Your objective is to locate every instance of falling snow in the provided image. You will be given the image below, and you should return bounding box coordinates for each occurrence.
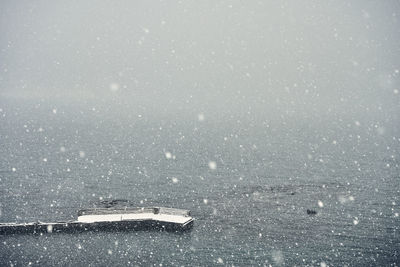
[197,113,205,122]
[165,152,172,159]
[208,161,217,170]
[0,1,399,266]
[109,83,119,92]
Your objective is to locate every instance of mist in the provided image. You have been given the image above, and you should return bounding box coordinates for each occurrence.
[1,0,399,120]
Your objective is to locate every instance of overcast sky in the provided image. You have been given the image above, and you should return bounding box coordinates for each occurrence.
[1,0,399,117]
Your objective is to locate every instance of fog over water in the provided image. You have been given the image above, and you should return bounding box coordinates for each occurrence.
[1,1,400,116]
[0,1,400,266]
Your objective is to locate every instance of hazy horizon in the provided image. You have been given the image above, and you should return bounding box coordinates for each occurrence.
[1,0,399,119]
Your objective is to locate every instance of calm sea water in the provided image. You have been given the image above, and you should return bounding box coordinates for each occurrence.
[0,98,399,266]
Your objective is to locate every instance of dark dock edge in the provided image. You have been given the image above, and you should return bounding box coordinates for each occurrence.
[0,218,194,235]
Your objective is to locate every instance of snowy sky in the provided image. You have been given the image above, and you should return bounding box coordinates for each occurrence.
[0,0,399,116]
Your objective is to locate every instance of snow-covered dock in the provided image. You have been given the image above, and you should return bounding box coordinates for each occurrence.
[0,207,194,235]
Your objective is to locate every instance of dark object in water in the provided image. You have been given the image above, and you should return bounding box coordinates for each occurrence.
[0,207,194,235]
[307,209,317,215]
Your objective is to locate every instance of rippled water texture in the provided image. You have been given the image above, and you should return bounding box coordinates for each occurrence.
[0,99,399,266]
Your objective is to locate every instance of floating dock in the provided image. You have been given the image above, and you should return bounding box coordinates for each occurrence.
[0,207,194,235]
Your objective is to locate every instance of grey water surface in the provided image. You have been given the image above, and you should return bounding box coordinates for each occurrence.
[0,98,398,266]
